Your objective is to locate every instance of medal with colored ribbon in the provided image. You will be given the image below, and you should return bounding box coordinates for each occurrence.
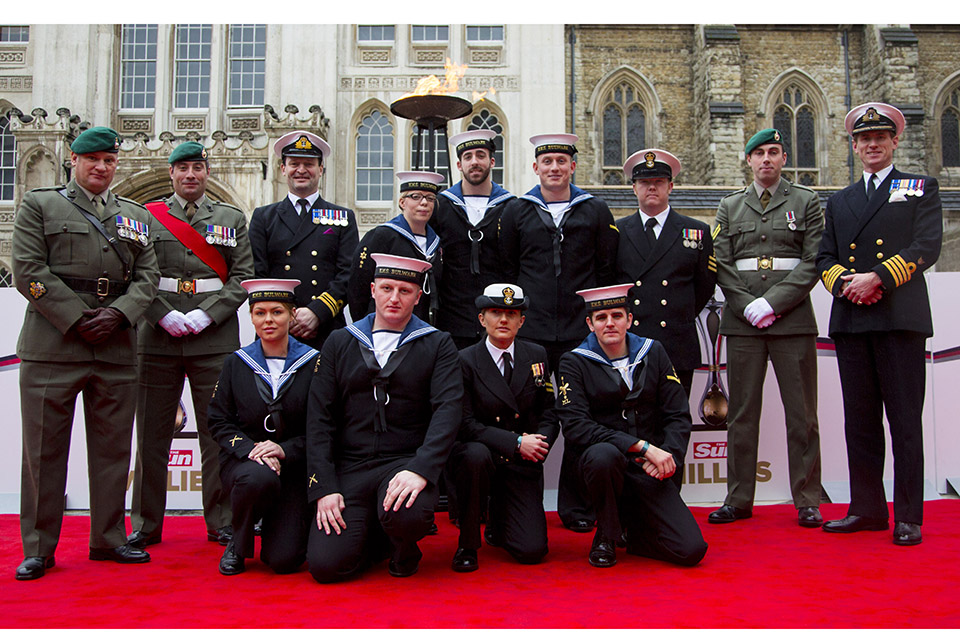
[115,215,150,246]
[785,210,797,231]
[205,225,237,247]
[890,178,924,197]
[531,362,546,387]
[313,209,349,226]
[682,228,703,250]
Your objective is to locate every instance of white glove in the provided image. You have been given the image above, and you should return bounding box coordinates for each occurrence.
[755,314,776,329]
[158,310,191,337]
[184,309,214,334]
[744,297,775,326]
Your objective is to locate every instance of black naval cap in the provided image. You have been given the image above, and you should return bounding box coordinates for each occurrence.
[744,128,784,156]
[71,126,121,155]
[168,141,208,165]
[242,279,300,306]
[623,148,682,182]
[475,283,530,311]
[844,102,905,137]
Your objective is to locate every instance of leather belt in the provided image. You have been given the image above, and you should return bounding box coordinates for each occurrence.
[735,257,802,271]
[158,276,223,295]
[60,276,129,297]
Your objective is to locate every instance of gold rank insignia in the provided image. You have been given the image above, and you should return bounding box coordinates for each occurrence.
[864,107,880,122]
[559,377,571,405]
[666,366,681,385]
[644,151,656,167]
[230,435,243,447]
[502,286,515,305]
[309,474,318,486]
[774,131,781,141]
[29,281,47,299]
[294,135,313,150]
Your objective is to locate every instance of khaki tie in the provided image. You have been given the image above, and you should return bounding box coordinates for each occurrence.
[93,195,105,215]
[185,201,197,220]
[760,189,771,211]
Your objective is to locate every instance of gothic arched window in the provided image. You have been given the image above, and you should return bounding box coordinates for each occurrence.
[467,109,505,186]
[356,109,394,202]
[941,88,960,167]
[772,84,818,185]
[409,129,450,190]
[601,81,645,185]
[1,114,15,202]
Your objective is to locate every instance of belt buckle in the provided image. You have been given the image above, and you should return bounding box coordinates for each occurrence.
[178,279,195,295]
[758,257,772,270]
[96,277,110,297]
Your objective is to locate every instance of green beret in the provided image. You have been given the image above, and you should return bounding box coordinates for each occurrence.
[168,141,208,165]
[71,126,121,155]
[745,128,784,156]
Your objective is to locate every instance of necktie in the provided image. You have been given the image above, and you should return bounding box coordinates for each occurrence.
[297,198,309,217]
[93,195,105,214]
[185,202,197,220]
[760,188,771,210]
[866,174,877,199]
[502,352,513,383]
[644,217,658,247]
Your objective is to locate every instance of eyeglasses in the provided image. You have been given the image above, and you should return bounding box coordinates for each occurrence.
[403,193,437,203]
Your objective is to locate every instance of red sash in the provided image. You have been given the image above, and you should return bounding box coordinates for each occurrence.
[145,202,228,282]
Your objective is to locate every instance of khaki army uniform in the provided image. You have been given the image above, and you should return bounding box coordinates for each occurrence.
[713,178,823,511]
[131,194,254,541]
[14,179,159,556]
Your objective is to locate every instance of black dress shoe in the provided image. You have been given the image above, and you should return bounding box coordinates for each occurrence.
[798,506,823,528]
[893,522,922,546]
[127,530,161,549]
[207,525,233,546]
[483,526,500,547]
[219,541,246,575]
[822,514,889,533]
[588,531,617,568]
[565,519,595,533]
[708,504,752,524]
[15,556,54,581]
[451,548,479,573]
[617,532,627,548]
[89,544,150,564]
[388,559,419,578]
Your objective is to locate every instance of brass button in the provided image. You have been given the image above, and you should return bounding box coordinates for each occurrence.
[877,252,884,259]
[849,243,857,250]
[634,300,640,306]
[103,246,109,252]
[633,320,639,326]
[311,280,318,286]
[761,274,767,281]
[284,265,291,271]
[660,321,667,328]
[311,265,318,271]
[761,216,768,223]
[285,250,291,257]
[635,280,641,287]
[761,234,767,241]
[876,239,883,246]
[850,268,856,273]
[62,225,68,231]
[514,413,519,419]
[848,257,855,263]
[661,280,668,286]
[311,250,318,256]
[661,299,667,306]
[495,416,500,423]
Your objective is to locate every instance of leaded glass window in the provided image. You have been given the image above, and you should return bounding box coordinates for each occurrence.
[772,84,818,185]
[0,267,12,287]
[356,110,394,202]
[467,109,505,186]
[120,24,157,110]
[0,115,15,202]
[228,25,266,108]
[941,88,960,167]
[601,81,646,185]
[174,24,212,109]
[410,130,449,189]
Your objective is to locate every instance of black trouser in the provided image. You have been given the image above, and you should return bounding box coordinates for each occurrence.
[578,443,707,567]
[307,458,438,583]
[834,331,926,525]
[221,455,309,574]
[448,441,548,564]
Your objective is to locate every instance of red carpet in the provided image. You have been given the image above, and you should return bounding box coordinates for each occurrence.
[2,502,959,628]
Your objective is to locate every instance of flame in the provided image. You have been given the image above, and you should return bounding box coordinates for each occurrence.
[401,58,469,99]
[472,87,497,102]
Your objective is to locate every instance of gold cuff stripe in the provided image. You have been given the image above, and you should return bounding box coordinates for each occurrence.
[882,255,910,287]
[711,224,721,240]
[609,224,620,233]
[822,265,846,292]
[319,292,342,315]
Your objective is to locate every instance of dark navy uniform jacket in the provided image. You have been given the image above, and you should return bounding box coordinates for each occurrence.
[499,185,619,343]
[816,168,942,337]
[616,208,717,371]
[432,181,514,342]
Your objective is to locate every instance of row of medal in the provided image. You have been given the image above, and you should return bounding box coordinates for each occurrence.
[682,228,704,249]
[785,210,798,231]
[115,215,150,246]
[890,178,925,197]
[313,209,350,226]
[206,225,238,247]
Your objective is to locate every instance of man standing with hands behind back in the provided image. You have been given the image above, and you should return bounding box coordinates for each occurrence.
[817,103,941,546]
[710,128,824,529]
[249,130,358,349]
